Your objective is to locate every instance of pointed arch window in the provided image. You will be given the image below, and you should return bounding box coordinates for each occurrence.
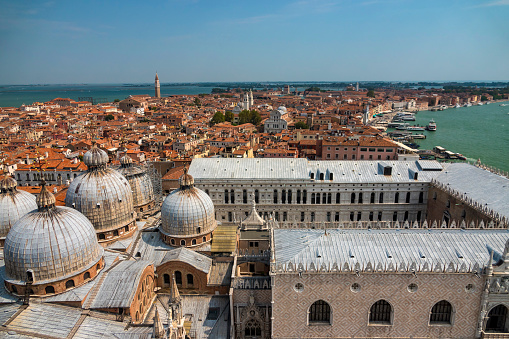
[486,304,508,332]
[430,300,453,324]
[369,300,392,324]
[308,300,331,324]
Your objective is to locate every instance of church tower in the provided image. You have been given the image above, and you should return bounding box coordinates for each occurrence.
[155,73,161,98]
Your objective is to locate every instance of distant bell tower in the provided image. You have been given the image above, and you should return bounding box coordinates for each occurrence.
[155,73,161,98]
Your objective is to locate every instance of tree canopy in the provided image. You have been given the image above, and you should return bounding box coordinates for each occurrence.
[238,109,262,125]
[225,111,234,122]
[294,121,309,129]
[211,112,225,125]
[367,90,375,98]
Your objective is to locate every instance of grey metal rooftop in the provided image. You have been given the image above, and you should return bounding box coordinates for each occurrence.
[159,247,212,274]
[189,158,443,183]
[90,260,153,309]
[435,163,509,220]
[273,229,509,273]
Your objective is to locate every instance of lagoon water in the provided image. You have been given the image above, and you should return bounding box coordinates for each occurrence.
[408,102,509,172]
[0,84,218,107]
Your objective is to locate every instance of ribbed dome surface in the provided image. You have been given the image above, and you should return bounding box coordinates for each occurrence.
[0,175,37,238]
[161,186,216,237]
[83,147,109,169]
[65,169,134,232]
[118,165,154,208]
[4,206,103,283]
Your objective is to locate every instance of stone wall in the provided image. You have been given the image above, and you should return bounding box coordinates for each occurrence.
[272,272,483,338]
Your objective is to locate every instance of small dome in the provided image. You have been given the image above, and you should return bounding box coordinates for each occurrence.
[83,145,109,169]
[178,167,194,187]
[161,171,216,238]
[37,183,56,210]
[4,194,103,285]
[0,175,37,238]
[120,154,133,166]
[118,162,155,209]
[0,175,17,192]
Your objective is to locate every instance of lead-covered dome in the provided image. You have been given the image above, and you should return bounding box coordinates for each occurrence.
[65,145,135,239]
[0,173,37,239]
[4,183,103,293]
[160,169,217,242]
[117,155,155,215]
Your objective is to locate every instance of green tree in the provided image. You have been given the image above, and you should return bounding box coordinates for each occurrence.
[113,99,120,102]
[194,97,201,107]
[238,110,250,125]
[367,90,375,98]
[225,111,234,122]
[294,121,309,129]
[105,114,114,121]
[211,112,225,125]
[481,95,488,101]
[250,111,262,125]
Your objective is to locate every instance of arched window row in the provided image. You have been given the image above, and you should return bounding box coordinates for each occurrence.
[307,299,455,326]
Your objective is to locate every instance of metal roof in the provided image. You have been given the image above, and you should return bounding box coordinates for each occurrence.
[159,247,212,274]
[189,158,443,183]
[210,225,237,253]
[7,303,82,338]
[90,260,153,309]
[273,229,509,273]
[434,163,509,220]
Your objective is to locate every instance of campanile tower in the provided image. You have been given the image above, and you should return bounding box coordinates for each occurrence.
[155,73,161,98]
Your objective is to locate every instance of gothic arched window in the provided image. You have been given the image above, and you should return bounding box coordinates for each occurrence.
[244,319,262,337]
[430,300,453,324]
[369,300,392,324]
[486,304,508,332]
[308,300,331,324]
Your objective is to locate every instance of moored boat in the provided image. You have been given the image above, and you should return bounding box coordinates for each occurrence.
[426,119,437,131]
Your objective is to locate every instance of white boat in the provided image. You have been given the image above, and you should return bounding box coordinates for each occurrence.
[500,104,508,107]
[426,119,437,131]
[464,103,472,107]
[407,126,425,131]
[455,104,461,108]
[478,102,484,106]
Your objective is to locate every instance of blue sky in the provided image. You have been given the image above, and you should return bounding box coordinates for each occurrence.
[0,0,508,84]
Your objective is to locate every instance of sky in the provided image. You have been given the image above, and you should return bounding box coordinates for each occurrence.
[0,0,508,84]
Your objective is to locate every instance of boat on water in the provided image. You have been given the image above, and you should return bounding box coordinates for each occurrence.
[412,134,427,139]
[455,153,467,160]
[464,103,472,107]
[500,104,508,107]
[478,102,484,106]
[426,119,437,131]
[407,126,425,131]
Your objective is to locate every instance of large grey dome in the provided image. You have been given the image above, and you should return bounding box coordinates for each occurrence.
[161,172,217,238]
[4,188,103,284]
[0,174,37,238]
[65,168,135,232]
[118,155,154,209]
